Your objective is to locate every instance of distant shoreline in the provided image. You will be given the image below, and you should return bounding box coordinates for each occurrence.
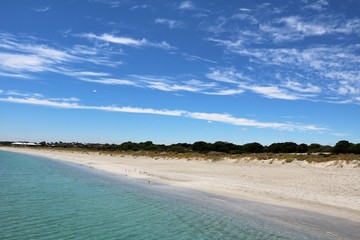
[1,146,360,224]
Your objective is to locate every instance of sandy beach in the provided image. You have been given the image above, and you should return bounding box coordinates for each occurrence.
[1,146,360,223]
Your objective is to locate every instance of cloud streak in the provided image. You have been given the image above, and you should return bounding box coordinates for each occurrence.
[0,32,123,78]
[0,93,326,132]
[155,18,183,29]
[82,33,174,49]
[33,6,50,12]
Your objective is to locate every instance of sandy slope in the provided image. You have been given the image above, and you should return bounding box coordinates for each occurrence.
[1,147,359,222]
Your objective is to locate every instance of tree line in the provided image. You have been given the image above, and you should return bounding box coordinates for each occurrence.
[2,140,360,154]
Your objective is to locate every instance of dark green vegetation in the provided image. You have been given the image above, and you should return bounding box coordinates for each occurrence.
[1,140,360,155]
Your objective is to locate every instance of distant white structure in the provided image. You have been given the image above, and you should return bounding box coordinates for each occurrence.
[11,142,39,146]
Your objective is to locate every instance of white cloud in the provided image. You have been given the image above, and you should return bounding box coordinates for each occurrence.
[0,97,81,109]
[92,0,122,8]
[207,38,243,49]
[279,16,327,35]
[303,0,328,11]
[33,6,50,12]
[243,85,299,100]
[182,53,217,64]
[155,18,183,29]
[145,80,204,93]
[82,33,174,49]
[59,69,111,78]
[0,71,31,79]
[239,8,251,12]
[259,16,360,42]
[205,68,310,100]
[0,32,125,80]
[0,94,326,132]
[179,1,194,10]
[184,112,324,131]
[72,71,111,77]
[80,78,138,86]
[206,69,240,84]
[77,74,221,94]
[49,97,80,102]
[0,53,47,72]
[338,84,359,95]
[130,4,148,10]
[204,89,244,96]
[231,46,359,102]
[0,90,43,98]
[92,105,184,116]
[0,38,74,62]
[82,33,146,47]
[283,81,321,93]
[206,68,252,83]
[30,45,72,62]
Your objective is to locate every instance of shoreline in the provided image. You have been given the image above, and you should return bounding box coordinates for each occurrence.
[1,146,360,224]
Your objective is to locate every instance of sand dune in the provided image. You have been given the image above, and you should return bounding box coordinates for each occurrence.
[1,147,359,222]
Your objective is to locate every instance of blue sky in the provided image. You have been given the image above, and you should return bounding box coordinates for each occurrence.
[0,0,359,145]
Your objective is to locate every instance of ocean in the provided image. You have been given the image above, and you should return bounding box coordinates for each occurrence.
[0,150,352,239]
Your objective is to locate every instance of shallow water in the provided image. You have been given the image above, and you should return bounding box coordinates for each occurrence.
[0,151,352,239]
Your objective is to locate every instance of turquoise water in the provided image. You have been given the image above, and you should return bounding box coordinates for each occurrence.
[0,151,341,239]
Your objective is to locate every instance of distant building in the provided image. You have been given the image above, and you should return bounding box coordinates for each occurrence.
[11,142,39,146]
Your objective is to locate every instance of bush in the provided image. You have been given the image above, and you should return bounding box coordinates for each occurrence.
[333,140,352,154]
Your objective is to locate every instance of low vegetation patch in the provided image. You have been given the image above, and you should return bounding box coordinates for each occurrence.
[1,140,359,163]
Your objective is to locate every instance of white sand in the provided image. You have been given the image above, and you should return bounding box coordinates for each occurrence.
[2,147,360,222]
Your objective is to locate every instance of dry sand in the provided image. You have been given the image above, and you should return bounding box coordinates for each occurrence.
[1,147,360,223]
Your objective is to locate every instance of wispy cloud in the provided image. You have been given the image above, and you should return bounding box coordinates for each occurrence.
[0,53,47,72]
[0,90,43,98]
[283,81,321,93]
[0,71,31,79]
[81,33,174,49]
[206,44,359,103]
[204,4,359,45]
[241,85,299,100]
[206,68,252,83]
[0,93,326,132]
[303,0,328,11]
[66,71,111,77]
[207,38,243,49]
[82,33,147,47]
[259,16,360,42]
[91,0,123,8]
[0,32,123,79]
[79,78,138,86]
[130,4,148,10]
[182,53,217,64]
[33,6,50,12]
[155,18,183,29]
[77,73,244,96]
[204,89,244,96]
[186,112,324,131]
[206,68,321,100]
[239,8,251,12]
[179,1,194,10]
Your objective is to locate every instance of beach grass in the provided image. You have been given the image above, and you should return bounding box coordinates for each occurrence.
[14,146,360,164]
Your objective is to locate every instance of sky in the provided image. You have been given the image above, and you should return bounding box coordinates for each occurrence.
[0,0,359,145]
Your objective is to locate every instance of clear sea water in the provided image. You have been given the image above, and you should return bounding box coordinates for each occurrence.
[0,151,353,239]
